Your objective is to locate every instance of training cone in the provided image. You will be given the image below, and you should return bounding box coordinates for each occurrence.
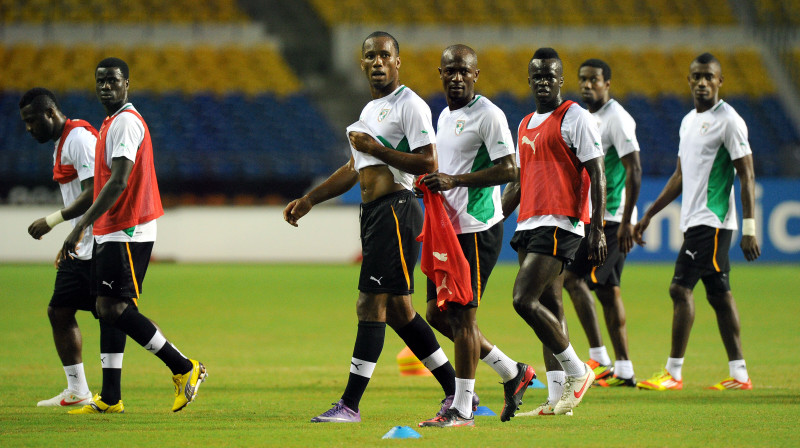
[397,346,432,376]
[473,406,497,416]
[528,378,546,389]
[382,426,422,439]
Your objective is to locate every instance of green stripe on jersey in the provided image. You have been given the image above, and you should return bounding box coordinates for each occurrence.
[123,226,135,237]
[467,144,495,223]
[707,144,735,222]
[376,136,411,153]
[604,146,625,216]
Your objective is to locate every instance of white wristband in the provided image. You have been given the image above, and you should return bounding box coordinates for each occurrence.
[45,210,65,228]
[742,218,756,236]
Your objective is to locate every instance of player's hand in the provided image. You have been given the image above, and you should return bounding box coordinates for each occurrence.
[28,218,52,240]
[59,227,85,266]
[617,222,635,254]
[740,235,760,262]
[283,196,312,227]
[348,131,378,155]
[420,172,456,193]
[633,215,650,247]
[587,226,607,267]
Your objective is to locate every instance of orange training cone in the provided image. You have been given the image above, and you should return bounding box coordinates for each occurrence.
[397,346,432,376]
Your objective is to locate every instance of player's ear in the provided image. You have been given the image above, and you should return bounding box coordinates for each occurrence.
[438,67,443,79]
[474,68,480,82]
[396,56,401,69]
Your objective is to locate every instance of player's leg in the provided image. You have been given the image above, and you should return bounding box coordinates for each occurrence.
[512,251,571,350]
[98,319,127,406]
[594,285,635,386]
[563,272,613,378]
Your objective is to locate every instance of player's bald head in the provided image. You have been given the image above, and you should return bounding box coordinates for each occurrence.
[441,44,477,69]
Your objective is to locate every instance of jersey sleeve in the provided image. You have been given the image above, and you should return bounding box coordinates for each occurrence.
[723,111,752,161]
[400,95,436,151]
[107,112,145,162]
[65,128,96,181]
[564,104,604,163]
[608,109,640,158]
[479,105,515,162]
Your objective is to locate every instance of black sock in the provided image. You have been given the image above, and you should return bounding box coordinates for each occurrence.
[395,313,456,396]
[341,321,386,411]
[99,320,126,405]
[112,306,192,375]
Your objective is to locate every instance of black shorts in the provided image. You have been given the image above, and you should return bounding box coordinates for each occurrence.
[427,221,504,308]
[510,226,583,264]
[359,190,422,295]
[50,256,96,315]
[672,225,732,295]
[566,221,626,288]
[92,241,153,304]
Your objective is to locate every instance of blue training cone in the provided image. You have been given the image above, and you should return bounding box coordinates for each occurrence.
[473,405,497,416]
[382,426,422,439]
[528,378,546,389]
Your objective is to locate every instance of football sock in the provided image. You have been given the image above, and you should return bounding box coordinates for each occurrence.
[453,378,475,418]
[546,370,567,404]
[99,319,126,405]
[614,360,634,379]
[342,321,385,411]
[481,345,519,382]
[589,346,612,366]
[63,363,90,396]
[554,344,586,377]
[666,357,684,381]
[113,306,192,375]
[396,313,456,396]
[729,359,749,382]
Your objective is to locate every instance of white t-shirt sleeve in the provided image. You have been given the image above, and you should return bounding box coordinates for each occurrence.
[723,113,752,161]
[515,118,525,165]
[563,104,604,163]
[107,112,145,163]
[64,128,96,181]
[480,106,515,162]
[400,96,436,151]
[608,111,640,158]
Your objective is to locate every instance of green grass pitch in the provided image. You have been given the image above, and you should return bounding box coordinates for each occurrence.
[0,263,798,446]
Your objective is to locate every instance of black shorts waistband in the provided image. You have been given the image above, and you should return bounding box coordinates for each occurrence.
[360,189,414,211]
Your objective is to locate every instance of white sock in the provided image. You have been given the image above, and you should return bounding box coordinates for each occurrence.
[666,357,684,381]
[101,353,124,369]
[554,344,586,377]
[481,345,518,382]
[729,359,749,382]
[614,360,634,379]
[546,370,567,404]
[589,346,612,366]
[453,378,475,418]
[64,363,90,395]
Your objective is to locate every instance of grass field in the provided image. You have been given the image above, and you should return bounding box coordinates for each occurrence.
[1,263,798,447]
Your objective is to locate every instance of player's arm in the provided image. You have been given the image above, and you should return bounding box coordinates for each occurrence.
[28,178,95,240]
[61,157,134,258]
[634,158,682,246]
[421,154,517,192]
[584,156,608,266]
[501,180,520,220]
[618,151,642,254]
[349,132,436,175]
[733,154,760,261]
[283,156,358,227]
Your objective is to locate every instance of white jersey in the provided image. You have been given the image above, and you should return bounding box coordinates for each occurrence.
[593,99,640,223]
[54,126,96,260]
[355,85,436,191]
[678,99,751,232]
[436,95,515,234]
[515,102,604,236]
[94,103,157,243]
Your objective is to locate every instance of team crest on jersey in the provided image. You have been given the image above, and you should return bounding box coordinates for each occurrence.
[378,108,391,122]
[700,122,710,135]
[455,120,465,135]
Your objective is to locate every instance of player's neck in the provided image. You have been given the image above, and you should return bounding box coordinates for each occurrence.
[104,100,127,117]
[694,97,718,113]
[370,81,400,100]
[51,115,67,142]
[587,96,609,113]
[447,93,474,111]
[536,95,562,114]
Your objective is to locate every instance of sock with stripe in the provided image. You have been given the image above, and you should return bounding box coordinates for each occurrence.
[395,313,456,396]
[63,363,90,396]
[98,319,127,405]
[729,359,749,382]
[666,357,684,381]
[342,321,386,411]
[112,306,192,375]
[481,345,519,382]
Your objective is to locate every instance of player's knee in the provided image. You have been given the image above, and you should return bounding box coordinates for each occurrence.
[563,272,582,293]
[95,299,125,323]
[669,283,691,303]
[47,305,74,326]
[706,291,733,310]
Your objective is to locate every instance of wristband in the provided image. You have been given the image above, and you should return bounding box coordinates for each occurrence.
[45,210,65,228]
[742,218,756,236]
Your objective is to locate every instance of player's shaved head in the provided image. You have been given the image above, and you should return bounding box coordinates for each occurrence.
[441,44,477,68]
[362,31,399,57]
[529,47,563,76]
[19,87,60,113]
